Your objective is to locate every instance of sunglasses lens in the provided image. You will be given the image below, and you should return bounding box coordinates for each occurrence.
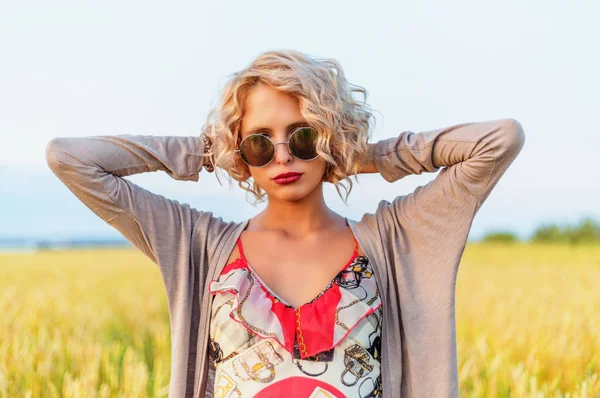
[239,135,273,167]
[290,127,318,160]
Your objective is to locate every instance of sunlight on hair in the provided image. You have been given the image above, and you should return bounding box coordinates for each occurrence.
[200,49,378,205]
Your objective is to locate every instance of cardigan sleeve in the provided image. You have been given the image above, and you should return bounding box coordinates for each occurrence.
[45,134,233,290]
[373,118,525,213]
[372,118,525,243]
[366,118,525,396]
[371,117,525,269]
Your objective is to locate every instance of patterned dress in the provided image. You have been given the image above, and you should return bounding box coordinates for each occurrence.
[208,235,383,398]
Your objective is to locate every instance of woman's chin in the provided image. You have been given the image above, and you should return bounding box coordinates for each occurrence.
[264,183,312,201]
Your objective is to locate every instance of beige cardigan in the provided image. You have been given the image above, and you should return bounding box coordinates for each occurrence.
[46,118,525,397]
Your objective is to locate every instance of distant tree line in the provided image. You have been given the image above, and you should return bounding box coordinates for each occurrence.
[482,216,600,244]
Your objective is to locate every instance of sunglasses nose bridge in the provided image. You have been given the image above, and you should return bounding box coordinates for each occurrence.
[272,141,291,151]
[272,141,293,162]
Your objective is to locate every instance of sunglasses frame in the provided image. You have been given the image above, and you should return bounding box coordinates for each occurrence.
[235,126,320,168]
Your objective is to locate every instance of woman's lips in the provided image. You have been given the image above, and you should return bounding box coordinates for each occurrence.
[272,174,302,184]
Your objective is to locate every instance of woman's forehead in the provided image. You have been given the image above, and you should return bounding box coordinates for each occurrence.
[241,85,303,134]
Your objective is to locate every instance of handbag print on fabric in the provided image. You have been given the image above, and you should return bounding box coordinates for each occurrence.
[340,344,374,386]
[232,340,284,383]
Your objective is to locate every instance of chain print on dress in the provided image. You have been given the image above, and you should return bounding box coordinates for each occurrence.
[246,329,255,348]
[292,340,331,376]
[235,273,279,338]
[211,338,240,366]
[293,340,335,362]
[211,298,239,366]
[214,299,234,316]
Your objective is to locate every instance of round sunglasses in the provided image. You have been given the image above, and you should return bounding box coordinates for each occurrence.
[235,126,319,168]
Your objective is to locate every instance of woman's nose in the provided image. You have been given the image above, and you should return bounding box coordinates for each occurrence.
[274,142,293,165]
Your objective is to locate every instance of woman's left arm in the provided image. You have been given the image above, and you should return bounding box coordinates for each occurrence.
[359,117,525,285]
[362,117,525,215]
[357,118,525,397]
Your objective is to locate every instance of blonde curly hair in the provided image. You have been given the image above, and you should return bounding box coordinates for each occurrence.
[201,49,376,205]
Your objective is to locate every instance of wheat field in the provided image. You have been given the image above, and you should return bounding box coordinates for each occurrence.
[1,243,599,397]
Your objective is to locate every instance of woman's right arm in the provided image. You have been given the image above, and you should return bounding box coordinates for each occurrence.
[45,134,231,279]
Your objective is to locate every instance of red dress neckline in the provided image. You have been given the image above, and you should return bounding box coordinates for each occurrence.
[209,233,381,359]
[231,234,360,309]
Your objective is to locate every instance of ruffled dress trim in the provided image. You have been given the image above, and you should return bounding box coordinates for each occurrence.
[209,235,382,360]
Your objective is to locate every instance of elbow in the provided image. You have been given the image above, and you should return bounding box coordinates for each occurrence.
[498,118,526,155]
[45,137,66,173]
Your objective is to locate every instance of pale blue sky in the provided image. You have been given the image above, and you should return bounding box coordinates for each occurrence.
[0,1,598,240]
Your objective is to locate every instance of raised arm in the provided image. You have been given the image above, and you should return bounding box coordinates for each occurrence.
[373,118,525,213]
[45,134,232,287]
[359,118,525,397]
[368,117,526,267]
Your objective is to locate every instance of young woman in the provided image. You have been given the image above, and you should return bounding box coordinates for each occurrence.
[46,50,525,398]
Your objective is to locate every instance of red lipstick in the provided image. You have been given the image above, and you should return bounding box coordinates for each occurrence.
[272,172,303,185]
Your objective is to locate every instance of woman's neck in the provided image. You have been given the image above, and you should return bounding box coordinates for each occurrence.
[251,185,345,238]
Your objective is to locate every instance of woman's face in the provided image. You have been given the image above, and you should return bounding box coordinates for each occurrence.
[239,82,327,202]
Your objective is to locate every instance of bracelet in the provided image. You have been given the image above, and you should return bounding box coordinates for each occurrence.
[201,133,215,173]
